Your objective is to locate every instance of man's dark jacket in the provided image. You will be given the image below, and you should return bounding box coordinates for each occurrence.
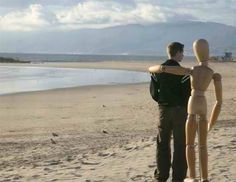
[150,59,191,107]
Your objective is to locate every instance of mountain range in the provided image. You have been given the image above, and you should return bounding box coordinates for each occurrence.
[0,21,236,56]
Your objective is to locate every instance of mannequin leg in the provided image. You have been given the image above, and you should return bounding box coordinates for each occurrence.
[186,114,197,179]
[198,115,208,181]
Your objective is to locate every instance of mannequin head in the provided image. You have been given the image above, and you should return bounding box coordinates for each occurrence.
[193,39,209,63]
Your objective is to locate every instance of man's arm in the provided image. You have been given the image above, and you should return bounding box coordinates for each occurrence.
[208,73,222,131]
[148,65,191,75]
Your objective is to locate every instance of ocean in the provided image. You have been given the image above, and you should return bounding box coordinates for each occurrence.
[0,52,195,62]
[0,66,149,95]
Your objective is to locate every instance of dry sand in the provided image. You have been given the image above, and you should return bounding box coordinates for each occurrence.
[0,61,235,182]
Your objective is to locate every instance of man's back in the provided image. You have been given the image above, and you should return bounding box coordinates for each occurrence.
[156,59,189,107]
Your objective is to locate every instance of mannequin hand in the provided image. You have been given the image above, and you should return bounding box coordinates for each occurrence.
[148,65,162,73]
[208,123,213,132]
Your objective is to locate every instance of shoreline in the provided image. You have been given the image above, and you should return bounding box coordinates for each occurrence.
[0,60,182,72]
[0,60,233,97]
[0,63,150,96]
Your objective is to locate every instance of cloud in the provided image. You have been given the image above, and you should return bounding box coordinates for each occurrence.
[0,0,235,31]
[0,4,55,31]
[56,1,196,29]
[0,0,84,8]
[1,1,196,31]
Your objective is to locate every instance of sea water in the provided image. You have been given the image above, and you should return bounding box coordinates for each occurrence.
[0,66,149,95]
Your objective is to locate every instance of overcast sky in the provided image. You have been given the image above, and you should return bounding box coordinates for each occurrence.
[0,0,235,32]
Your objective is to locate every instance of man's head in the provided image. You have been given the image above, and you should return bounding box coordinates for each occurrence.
[166,42,184,62]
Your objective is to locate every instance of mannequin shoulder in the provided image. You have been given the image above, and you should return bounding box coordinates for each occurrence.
[212,73,222,81]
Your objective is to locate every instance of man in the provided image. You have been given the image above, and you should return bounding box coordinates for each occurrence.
[149,42,191,182]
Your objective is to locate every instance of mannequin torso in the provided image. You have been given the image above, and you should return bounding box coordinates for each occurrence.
[188,65,214,115]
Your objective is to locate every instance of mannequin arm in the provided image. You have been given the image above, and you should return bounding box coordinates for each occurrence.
[208,73,222,131]
[148,65,191,75]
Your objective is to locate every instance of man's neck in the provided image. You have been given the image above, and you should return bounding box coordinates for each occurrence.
[169,57,180,62]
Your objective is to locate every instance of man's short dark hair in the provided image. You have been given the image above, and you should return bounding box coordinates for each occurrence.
[167,42,184,57]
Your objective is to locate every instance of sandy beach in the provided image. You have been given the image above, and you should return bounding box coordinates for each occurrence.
[0,60,235,182]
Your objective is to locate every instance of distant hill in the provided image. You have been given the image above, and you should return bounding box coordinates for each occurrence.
[0,21,236,56]
[0,57,30,63]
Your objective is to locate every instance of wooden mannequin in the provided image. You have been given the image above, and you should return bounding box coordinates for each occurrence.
[149,39,222,182]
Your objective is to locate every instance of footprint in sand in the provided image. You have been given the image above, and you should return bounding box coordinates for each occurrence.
[130,174,151,181]
[81,160,100,165]
[71,172,82,177]
[50,138,57,144]
[3,179,11,182]
[228,146,236,151]
[12,175,23,180]
[219,168,228,173]
[230,139,236,144]
[50,179,58,181]
[212,145,224,149]
[98,152,110,157]
[141,143,153,149]
[82,153,89,159]
[32,174,40,178]
[52,132,59,137]
[44,160,62,166]
[44,167,52,171]
[124,146,133,151]
[148,164,156,168]
[65,155,74,162]
[110,152,117,157]
[6,168,14,172]
[65,165,81,170]
[223,174,230,180]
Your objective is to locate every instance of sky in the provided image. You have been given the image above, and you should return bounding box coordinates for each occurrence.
[0,0,235,32]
